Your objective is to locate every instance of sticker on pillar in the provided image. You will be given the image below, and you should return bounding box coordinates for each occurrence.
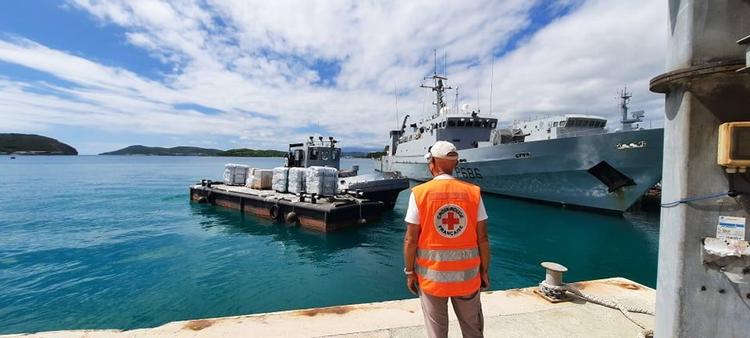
[716,216,747,240]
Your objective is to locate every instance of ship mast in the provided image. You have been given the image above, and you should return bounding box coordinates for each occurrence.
[619,87,632,124]
[421,50,452,118]
[619,87,644,131]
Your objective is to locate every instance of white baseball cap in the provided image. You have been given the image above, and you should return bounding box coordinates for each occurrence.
[424,141,459,160]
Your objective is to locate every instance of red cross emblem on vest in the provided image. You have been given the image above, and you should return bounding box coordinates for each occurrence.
[441,212,460,231]
[434,204,467,238]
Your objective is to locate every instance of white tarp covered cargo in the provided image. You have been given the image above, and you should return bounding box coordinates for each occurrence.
[247,168,273,189]
[288,167,306,194]
[305,166,338,196]
[223,164,249,186]
[272,167,289,192]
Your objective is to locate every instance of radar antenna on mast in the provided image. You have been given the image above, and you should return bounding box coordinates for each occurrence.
[421,49,452,118]
[433,49,437,76]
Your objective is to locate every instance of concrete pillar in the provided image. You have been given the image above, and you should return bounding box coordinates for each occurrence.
[651,1,750,337]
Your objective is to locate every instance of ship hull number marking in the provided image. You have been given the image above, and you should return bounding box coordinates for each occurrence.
[456,167,483,179]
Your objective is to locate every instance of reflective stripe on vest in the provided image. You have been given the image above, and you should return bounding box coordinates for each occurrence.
[415,265,480,283]
[417,248,479,262]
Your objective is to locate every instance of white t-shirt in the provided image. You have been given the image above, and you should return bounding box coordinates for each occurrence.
[404,174,488,224]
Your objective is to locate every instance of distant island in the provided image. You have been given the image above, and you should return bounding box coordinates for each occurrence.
[100,145,287,157]
[216,148,287,157]
[0,133,78,155]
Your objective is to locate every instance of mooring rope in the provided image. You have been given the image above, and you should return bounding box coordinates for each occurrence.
[540,281,654,338]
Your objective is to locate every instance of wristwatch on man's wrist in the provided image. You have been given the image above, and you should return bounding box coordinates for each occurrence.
[404,267,414,275]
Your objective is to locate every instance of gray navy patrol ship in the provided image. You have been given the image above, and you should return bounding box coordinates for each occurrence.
[375,71,663,213]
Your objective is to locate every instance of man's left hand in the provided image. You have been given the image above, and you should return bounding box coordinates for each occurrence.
[480,271,490,290]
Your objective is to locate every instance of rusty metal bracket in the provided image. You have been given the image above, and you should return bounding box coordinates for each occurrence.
[650,60,746,93]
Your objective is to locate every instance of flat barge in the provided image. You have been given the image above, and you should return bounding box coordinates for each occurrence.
[190,181,386,233]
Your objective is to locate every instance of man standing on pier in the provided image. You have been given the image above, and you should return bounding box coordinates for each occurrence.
[403,140,490,338]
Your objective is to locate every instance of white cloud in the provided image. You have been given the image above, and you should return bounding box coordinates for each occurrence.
[483,0,667,123]
[0,0,666,154]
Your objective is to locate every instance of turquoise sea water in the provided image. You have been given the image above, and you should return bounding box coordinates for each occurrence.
[0,156,660,334]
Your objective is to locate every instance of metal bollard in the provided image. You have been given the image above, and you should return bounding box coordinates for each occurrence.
[535,261,571,303]
[542,261,568,287]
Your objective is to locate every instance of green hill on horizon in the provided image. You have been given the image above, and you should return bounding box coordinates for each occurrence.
[216,148,286,157]
[100,145,286,157]
[100,145,223,156]
[0,133,78,155]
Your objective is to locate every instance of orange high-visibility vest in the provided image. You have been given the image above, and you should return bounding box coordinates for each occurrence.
[412,178,481,297]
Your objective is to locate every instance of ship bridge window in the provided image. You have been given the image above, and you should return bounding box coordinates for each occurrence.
[553,122,558,127]
[457,120,466,127]
[448,120,456,127]
[466,121,474,127]
[560,121,566,127]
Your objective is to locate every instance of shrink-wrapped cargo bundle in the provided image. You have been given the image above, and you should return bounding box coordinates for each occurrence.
[223,164,249,186]
[305,166,338,196]
[272,167,289,192]
[287,167,306,194]
[243,167,258,187]
[247,169,273,189]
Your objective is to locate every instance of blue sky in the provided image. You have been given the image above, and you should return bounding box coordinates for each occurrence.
[0,0,665,154]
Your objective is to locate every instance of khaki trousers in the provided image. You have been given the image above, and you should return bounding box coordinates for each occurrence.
[418,290,484,338]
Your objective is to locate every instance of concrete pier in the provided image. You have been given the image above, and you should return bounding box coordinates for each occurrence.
[3,277,654,338]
